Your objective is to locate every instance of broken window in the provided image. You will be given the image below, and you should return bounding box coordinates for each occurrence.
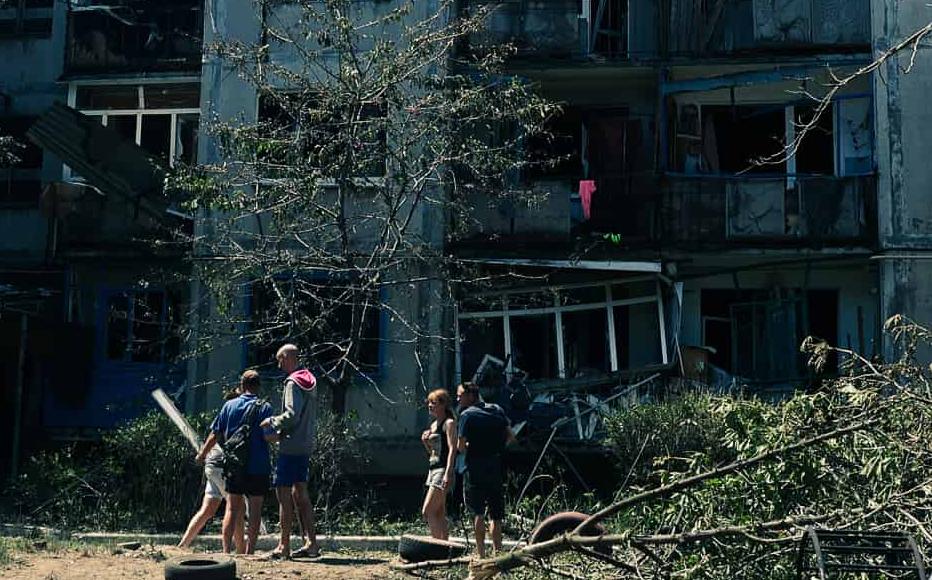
[257,92,387,180]
[104,289,179,363]
[457,279,668,384]
[0,0,52,38]
[248,277,383,375]
[70,83,200,169]
[65,1,202,73]
[704,105,786,174]
[700,288,838,381]
[0,116,43,204]
[794,103,834,175]
[588,0,627,57]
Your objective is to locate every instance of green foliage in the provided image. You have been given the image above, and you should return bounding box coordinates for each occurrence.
[574,318,932,579]
[5,411,213,532]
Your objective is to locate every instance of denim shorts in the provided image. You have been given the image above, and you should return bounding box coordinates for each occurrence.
[273,454,310,487]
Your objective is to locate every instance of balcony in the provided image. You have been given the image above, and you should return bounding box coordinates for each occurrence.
[65,0,202,76]
[462,0,630,61]
[666,0,870,58]
[577,173,875,248]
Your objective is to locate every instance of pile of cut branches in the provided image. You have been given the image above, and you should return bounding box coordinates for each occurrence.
[402,316,932,579]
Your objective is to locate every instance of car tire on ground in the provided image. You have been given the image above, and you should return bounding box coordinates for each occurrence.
[398,534,468,563]
[164,556,237,580]
[529,511,610,553]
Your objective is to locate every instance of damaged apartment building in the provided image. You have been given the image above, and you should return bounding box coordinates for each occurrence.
[0,0,199,477]
[2,0,932,479]
[448,0,932,469]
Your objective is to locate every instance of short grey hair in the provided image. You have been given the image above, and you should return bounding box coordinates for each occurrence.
[275,343,299,360]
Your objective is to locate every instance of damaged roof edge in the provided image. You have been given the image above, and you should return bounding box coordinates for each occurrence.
[459,258,662,273]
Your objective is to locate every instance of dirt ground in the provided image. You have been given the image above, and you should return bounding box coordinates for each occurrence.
[0,544,407,579]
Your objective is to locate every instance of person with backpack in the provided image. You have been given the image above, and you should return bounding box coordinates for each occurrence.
[196,370,274,554]
[259,344,319,560]
[179,385,246,550]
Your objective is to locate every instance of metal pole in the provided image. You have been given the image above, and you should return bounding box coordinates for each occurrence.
[11,312,27,479]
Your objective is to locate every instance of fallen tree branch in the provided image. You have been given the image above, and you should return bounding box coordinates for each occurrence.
[468,512,838,579]
[573,418,878,534]
[466,419,877,579]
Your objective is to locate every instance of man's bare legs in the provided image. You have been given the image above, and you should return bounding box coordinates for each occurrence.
[179,496,221,548]
[292,483,318,554]
[273,486,294,557]
[473,515,487,558]
[244,495,264,554]
[222,495,245,553]
[489,517,503,553]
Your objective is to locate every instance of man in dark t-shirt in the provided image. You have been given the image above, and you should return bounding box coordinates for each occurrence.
[456,382,515,557]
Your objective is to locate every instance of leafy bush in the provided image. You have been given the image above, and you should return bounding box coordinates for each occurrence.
[5,411,212,531]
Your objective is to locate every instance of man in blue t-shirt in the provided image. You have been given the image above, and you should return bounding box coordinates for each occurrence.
[197,370,274,554]
[456,382,515,557]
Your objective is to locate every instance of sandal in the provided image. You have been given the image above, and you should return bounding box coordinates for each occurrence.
[291,545,321,559]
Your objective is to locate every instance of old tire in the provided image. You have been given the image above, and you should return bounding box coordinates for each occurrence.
[529,511,609,554]
[398,534,467,563]
[164,556,236,580]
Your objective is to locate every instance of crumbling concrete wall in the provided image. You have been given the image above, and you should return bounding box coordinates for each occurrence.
[872,0,932,358]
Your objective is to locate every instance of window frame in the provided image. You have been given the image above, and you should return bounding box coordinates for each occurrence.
[455,277,669,384]
[99,287,177,365]
[66,80,200,177]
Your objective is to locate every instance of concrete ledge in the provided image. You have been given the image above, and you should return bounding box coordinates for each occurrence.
[73,532,521,552]
[74,532,398,552]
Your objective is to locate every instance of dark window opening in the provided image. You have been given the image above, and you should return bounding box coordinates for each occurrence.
[700,288,838,381]
[248,278,382,374]
[794,103,834,175]
[108,115,138,144]
[703,105,786,174]
[509,314,558,380]
[0,116,43,204]
[175,113,199,165]
[0,0,52,38]
[459,317,505,383]
[257,93,386,179]
[76,86,140,110]
[140,114,173,162]
[524,108,582,181]
[104,290,178,363]
[614,301,662,370]
[562,309,610,377]
[590,0,627,57]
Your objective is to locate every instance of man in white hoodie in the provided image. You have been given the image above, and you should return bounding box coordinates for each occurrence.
[260,343,319,559]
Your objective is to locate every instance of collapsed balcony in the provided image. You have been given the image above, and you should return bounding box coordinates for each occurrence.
[65,0,202,75]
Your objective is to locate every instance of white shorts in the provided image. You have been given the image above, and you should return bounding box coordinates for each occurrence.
[204,464,226,499]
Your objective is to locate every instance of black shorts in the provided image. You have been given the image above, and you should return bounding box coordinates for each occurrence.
[464,473,505,520]
[225,472,269,497]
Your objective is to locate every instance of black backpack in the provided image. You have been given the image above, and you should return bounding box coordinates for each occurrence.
[220,399,265,479]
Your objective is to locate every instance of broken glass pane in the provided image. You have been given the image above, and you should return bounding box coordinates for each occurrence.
[144,83,200,109]
[459,317,505,383]
[140,114,172,162]
[510,314,558,380]
[562,309,610,377]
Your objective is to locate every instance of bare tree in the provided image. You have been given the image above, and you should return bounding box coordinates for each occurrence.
[176,0,555,410]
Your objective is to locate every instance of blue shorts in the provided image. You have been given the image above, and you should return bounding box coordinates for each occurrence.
[273,454,310,487]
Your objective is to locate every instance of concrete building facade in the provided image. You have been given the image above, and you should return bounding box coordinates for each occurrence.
[2,0,931,478]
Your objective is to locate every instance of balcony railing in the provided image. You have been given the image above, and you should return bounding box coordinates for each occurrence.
[65,1,202,75]
[659,174,875,246]
[574,173,875,247]
[667,0,870,57]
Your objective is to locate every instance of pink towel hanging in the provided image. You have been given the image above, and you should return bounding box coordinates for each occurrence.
[579,180,596,220]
